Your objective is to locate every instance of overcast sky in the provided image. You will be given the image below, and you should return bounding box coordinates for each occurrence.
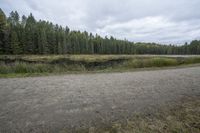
[1,0,200,44]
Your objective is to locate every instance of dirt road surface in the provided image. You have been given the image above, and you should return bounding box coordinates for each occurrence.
[0,67,200,132]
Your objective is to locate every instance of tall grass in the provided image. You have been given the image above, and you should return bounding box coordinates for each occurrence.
[0,56,200,76]
[0,62,86,74]
[123,57,178,68]
[184,57,200,64]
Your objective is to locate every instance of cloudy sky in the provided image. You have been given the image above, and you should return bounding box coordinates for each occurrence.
[1,0,200,44]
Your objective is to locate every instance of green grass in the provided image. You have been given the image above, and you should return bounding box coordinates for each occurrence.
[122,57,178,68]
[0,55,200,77]
[0,62,86,74]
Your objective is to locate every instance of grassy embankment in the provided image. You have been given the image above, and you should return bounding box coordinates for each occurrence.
[0,55,200,77]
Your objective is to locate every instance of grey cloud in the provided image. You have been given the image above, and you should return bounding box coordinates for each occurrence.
[1,0,200,44]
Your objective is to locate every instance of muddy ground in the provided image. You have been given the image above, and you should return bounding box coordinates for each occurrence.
[0,67,200,132]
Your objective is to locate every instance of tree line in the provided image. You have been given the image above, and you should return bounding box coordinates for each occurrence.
[0,9,200,55]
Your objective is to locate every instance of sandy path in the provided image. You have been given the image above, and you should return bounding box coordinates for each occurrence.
[0,67,200,132]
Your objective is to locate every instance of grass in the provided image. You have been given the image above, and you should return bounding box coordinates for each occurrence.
[61,96,200,133]
[0,62,86,74]
[122,57,178,68]
[0,55,200,77]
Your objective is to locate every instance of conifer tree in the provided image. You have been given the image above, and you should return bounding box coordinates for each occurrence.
[0,9,200,55]
[0,8,7,54]
[10,31,21,54]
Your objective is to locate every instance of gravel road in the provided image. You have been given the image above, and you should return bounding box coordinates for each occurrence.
[0,67,200,132]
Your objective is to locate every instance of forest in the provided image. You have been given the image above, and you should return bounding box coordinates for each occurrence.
[0,9,200,55]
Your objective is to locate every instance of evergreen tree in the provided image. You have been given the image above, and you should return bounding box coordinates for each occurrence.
[24,13,36,54]
[0,9,200,55]
[0,8,7,54]
[38,29,48,54]
[10,31,21,54]
[58,42,62,54]
[7,11,19,26]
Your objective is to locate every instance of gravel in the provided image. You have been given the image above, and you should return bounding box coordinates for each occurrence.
[0,67,200,132]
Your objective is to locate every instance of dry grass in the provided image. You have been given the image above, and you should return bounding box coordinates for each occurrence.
[0,55,200,77]
[63,96,200,133]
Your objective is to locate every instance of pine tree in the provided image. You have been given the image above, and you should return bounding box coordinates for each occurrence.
[24,13,36,54]
[63,32,67,54]
[41,29,48,54]
[7,11,19,26]
[0,8,200,55]
[58,42,62,54]
[10,31,21,54]
[0,8,7,54]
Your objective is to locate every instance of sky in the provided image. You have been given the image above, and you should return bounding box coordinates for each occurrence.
[1,0,200,44]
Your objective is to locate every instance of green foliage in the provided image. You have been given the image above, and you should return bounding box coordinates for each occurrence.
[0,9,200,55]
[0,8,7,54]
[10,31,21,54]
